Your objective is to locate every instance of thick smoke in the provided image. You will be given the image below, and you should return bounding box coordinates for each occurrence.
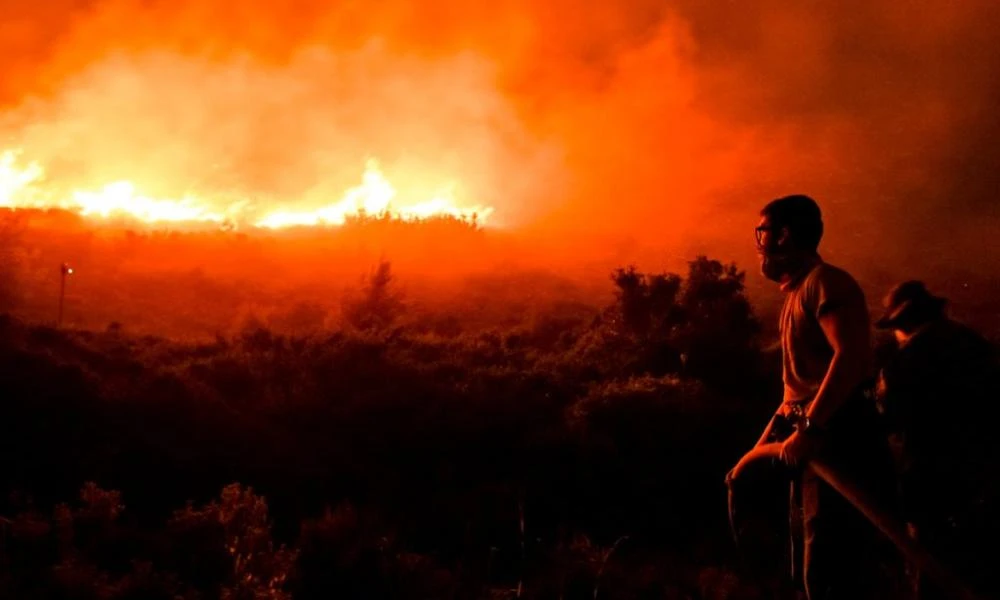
[2,0,998,284]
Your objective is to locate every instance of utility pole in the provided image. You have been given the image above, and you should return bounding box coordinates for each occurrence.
[58,262,73,327]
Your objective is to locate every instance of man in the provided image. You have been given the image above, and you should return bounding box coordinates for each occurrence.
[875,281,999,599]
[730,194,892,599]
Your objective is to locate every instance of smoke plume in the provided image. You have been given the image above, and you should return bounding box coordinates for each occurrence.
[2,0,998,286]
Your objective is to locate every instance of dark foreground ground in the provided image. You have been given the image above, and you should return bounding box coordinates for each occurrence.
[3,252,989,599]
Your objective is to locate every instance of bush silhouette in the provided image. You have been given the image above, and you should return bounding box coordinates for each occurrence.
[342,260,406,332]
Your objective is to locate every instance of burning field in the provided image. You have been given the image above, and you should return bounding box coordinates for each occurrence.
[3,0,1000,290]
[2,148,494,229]
[1,1,999,598]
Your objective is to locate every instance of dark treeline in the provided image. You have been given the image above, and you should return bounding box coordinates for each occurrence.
[4,209,999,346]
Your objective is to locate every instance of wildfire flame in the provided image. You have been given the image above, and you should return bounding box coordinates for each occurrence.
[0,149,494,229]
[0,150,44,206]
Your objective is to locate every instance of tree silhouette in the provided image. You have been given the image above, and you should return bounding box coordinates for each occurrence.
[602,257,759,384]
[342,259,406,331]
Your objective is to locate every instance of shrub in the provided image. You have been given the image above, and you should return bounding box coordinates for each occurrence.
[342,260,406,332]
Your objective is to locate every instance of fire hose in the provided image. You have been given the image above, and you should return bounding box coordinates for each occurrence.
[726,442,987,600]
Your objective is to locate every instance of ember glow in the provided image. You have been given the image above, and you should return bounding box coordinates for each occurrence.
[0,149,493,229]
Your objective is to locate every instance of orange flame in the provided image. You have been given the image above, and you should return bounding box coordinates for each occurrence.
[1,149,493,229]
[1,150,45,207]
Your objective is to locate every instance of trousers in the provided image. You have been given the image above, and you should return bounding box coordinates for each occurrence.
[776,393,895,599]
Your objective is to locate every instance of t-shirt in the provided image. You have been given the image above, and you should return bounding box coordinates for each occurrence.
[779,259,873,405]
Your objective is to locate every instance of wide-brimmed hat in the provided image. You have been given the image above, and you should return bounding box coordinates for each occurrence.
[874,280,947,329]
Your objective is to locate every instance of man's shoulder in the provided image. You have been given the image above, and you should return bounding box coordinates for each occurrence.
[930,320,995,356]
[802,261,864,296]
[810,261,860,283]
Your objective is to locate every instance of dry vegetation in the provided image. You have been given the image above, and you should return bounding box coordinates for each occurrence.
[2,213,993,598]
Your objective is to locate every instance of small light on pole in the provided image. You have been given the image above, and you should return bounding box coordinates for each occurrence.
[58,262,73,327]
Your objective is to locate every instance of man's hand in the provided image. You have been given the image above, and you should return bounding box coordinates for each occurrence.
[779,430,822,468]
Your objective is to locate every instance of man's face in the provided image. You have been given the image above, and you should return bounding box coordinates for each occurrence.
[755,215,778,251]
[755,215,787,282]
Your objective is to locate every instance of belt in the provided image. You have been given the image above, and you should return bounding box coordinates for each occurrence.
[785,402,809,418]
[782,382,876,420]
[780,401,811,426]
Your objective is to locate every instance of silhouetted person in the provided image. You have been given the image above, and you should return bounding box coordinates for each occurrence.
[731,194,892,599]
[875,281,1000,599]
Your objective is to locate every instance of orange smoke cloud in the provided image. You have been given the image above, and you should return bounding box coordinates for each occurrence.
[1,0,998,276]
[0,39,548,228]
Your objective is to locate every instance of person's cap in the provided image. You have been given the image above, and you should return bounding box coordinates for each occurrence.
[874,280,946,329]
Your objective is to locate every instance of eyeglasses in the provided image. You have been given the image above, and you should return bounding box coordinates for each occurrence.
[754,225,776,249]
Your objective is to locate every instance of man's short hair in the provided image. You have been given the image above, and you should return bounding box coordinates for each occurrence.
[761,194,824,252]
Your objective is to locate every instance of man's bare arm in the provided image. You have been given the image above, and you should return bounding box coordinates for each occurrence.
[805,307,870,427]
